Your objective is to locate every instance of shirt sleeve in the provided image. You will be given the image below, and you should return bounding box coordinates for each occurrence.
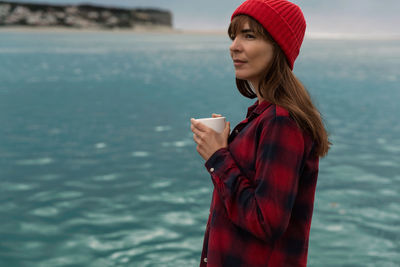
[205,116,305,243]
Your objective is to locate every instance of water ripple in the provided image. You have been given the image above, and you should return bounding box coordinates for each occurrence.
[15,157,54,166]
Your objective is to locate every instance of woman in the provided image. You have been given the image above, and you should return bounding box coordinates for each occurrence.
[190,0,330,266]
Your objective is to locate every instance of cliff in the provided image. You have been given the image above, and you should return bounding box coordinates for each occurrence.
[0,1,173,29]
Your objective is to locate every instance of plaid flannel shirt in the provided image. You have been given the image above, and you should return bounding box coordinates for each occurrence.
[199,100,319,267]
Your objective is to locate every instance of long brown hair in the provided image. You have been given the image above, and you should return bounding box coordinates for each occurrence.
[228,15,330,157]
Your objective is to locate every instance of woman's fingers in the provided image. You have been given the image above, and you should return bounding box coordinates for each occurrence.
[191,126,201,139]
[212,113,222,118]
[191,120,207,143]
[190,117,228,161]
[193,133,200,144]
[190,119,209,132]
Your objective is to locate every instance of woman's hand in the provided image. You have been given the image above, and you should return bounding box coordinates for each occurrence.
[190,114,230,161]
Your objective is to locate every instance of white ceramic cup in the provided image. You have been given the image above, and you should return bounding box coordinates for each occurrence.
[195,117,226,133]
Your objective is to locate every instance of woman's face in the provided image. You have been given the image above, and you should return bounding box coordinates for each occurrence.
[229,22,274,84]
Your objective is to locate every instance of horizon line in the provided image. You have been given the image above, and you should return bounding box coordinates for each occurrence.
[177,29,400,40]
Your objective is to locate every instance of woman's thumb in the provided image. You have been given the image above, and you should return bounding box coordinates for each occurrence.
[224,121,230,136]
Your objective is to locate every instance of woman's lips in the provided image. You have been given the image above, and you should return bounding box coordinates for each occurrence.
[233,60,247,67]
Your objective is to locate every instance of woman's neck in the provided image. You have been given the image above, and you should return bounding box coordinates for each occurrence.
[248,80,264,104]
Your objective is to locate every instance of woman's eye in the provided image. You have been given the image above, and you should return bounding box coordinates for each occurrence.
[246,34,255,39]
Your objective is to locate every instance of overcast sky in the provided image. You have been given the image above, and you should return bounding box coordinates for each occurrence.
[10,0,400,37]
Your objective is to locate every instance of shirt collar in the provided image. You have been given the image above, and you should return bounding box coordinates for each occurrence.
[246,99,272,118]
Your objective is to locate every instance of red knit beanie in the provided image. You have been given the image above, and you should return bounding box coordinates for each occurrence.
[231,0,306,69]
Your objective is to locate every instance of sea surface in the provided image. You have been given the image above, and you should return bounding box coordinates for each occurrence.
[0,31,399,267]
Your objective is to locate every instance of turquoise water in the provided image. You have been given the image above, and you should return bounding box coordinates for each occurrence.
[0,31,399,267]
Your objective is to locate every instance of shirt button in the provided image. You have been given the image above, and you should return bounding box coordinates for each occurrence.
[204,257,208,263]
[209,168,214,173]
[235,129,239,134]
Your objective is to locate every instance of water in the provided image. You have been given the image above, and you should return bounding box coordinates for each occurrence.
[0,31,399,267]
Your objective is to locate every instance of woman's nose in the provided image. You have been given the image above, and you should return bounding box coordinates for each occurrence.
[230,37,241,53]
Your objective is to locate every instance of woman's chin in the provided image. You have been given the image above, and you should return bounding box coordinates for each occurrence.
[235,71,257,81]
[235,73,248,80]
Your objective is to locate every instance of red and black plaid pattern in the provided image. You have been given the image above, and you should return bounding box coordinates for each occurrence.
[200,100,319,267]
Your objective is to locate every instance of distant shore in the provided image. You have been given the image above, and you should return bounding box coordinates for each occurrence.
[0,1,172,30]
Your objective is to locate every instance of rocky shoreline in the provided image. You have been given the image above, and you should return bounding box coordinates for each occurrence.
[0,1,173,30]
